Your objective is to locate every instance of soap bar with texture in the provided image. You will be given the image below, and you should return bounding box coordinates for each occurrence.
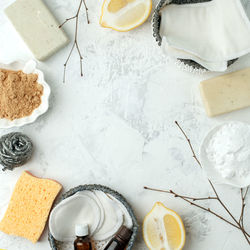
[5,0,69,61]
[200,68,250,117]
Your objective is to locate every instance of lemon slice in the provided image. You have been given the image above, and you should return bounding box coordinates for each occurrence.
[100,0,152,32]
[143,202,186,250]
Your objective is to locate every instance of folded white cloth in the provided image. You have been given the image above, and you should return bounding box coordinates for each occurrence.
[160,0,250,71]
[161,37,228,71]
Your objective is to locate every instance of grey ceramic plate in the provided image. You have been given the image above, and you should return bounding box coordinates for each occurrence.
[48,184,138,250]
[152,0,238,70]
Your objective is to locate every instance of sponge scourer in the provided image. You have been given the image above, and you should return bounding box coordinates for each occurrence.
[0,171,62,243]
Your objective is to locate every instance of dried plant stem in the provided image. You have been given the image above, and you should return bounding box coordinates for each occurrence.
[59,0,89,83]
[176,122,234,217]
[144,187,217,201]
[176,121,237,222]
[175,121,202,167]
[175,121,249,242]
[144,186,242,231]
[240,187,249,229]
[82,0,89,24]
[145,121,250,245]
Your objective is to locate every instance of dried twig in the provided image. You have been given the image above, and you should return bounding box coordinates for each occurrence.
[144,187,242,231]
[144,121,250,245]
[175,121,202,167]
[59,0,89,83]
[175,121,249,242]
[240,187,249,229]
[144,187,217,201]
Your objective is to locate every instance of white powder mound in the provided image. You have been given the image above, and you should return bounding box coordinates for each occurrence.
[206,122,250,179]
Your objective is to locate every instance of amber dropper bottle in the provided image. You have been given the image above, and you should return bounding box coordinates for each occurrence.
[104,226,133,250]
[74,224,92,250]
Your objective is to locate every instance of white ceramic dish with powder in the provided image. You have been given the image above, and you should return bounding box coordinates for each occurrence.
[0,60,50,128]
[200,121,250,188]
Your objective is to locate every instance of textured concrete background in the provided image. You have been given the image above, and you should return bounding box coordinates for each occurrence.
[0,0,250,249]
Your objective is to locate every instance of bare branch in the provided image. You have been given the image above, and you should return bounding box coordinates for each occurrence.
[144,186,241,231]
[175,121,202,167]
[144,121,250,244]
[240,187,249,228]
[59,0,89,82]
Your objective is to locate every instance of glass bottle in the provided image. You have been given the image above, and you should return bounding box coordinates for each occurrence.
[104,226,133,250]
[74,224,92,250]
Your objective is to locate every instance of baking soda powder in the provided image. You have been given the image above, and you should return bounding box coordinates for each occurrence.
[206,122,250,179]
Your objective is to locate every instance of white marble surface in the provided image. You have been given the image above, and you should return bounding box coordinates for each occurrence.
[0,0,250,249]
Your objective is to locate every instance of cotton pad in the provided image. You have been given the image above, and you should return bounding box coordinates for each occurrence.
[160,0,250,71]
[92,191,124,241]
[49,193,101,242]
[49,190,130,243]
[107,194,133,229]
[78,191,105,232]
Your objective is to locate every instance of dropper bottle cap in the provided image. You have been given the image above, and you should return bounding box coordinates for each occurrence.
[75,224,89,237]
[116,226,133,243]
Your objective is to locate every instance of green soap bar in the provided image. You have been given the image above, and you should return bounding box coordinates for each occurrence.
[5,0,69,61]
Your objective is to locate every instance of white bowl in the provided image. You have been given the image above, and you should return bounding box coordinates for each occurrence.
[0,60,50,128]
[200,122,250,188]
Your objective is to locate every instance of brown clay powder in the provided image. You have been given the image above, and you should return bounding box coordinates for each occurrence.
[0,69,43,120]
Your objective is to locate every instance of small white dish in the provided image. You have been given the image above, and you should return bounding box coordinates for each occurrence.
[200,122,250,188]
[0,60,50,128]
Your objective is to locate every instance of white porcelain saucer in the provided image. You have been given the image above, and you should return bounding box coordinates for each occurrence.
[200,122,250,188]
[0,60,50,128]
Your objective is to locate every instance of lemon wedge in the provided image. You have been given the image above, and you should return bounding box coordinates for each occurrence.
[143,202,186,250]
[100,0,152,32]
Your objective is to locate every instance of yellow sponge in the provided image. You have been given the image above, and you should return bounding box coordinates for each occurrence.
[0,171,62,243]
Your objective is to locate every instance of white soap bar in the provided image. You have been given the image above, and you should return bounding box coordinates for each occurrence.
[200,68,250,117]
[5,0,69,61]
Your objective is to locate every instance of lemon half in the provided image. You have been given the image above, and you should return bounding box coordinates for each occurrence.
[143,202,186,250]
[100,0,152,32]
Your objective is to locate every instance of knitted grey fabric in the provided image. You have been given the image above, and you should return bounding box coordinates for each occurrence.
[152,0,240,70]
[241,0,249,8]
[172,0,211,3]
[241,0,250,19]
[48,185,138,250]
